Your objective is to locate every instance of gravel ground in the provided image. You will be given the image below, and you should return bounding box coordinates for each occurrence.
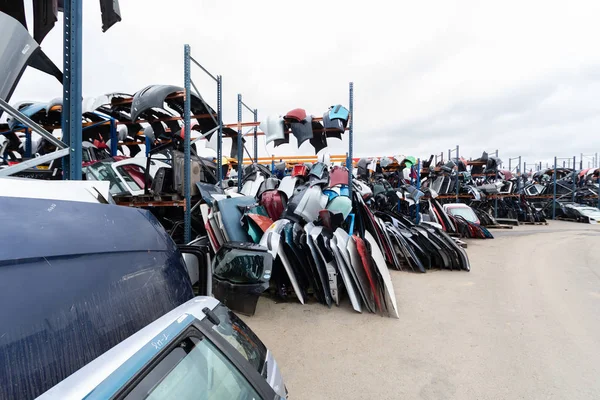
[243,221,600,400]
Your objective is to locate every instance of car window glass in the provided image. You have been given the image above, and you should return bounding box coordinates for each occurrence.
[210,304,267,374]
[117,165,145,191]
[84,163,129,195]
[448,207,478,222]
[124,336,260,400]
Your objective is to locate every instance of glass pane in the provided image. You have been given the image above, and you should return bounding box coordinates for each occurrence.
[448,207,478,222]
[211,304,267,374]
[117,165,145,191]
[125,336,260,400]
[84,162,129,195]
[213,249,267,283]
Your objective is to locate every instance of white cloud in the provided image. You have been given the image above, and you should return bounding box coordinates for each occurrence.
[9,0,600,167]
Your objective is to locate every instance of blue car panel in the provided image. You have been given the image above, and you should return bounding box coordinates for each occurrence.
[0,197,194,400]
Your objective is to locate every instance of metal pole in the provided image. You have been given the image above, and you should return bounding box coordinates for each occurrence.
[0,148,70,177]
[183,44,192,243]
[524,162,527,174]
[455,145,459,203]
[580,153,583,170]
[253,109,258,162]
[145,136,152,157]
[494,168,499,218]
[237,94,243,191]
[216,75,223,183]
[518,156,521,173]
[109,119,117,156]
[448,149,451,163]
[597,173,600,211]
[572,155,576,202]
[62,0,83,180]
[552,156,557,220]
[509,158,511,172]
[24,128,31,158]
[416,158,421,223]
[348,82,354,200]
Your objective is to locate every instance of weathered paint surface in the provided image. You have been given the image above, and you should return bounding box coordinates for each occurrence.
[0,197,193,399]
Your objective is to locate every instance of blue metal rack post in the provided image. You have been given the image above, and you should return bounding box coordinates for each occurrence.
[24,128,31,158]
[572,155,577,202]
[109,119,118,156]
[456,145,460,203]
[237,94,243,191]
[552,156,557,219]
[217,76,223,183]
[62,0,83,180]
[145,136,152,157]
[183,46,222,242]
[494,149,499,217]
[348,82,354,200]
[253,109,258,161]
[183,44,192,243]
[236,95,257,188]
[416,158,421,223]
[448,145,459,203]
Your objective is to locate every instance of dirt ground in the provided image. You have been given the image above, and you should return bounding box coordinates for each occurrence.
[243,221,600,400]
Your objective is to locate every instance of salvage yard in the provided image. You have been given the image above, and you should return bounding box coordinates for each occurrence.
[245,221,600,400]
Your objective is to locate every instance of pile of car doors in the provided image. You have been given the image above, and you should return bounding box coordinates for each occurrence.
[358,182,470,272]
[198,163,399,318]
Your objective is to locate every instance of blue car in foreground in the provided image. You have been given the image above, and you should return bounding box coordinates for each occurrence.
[0,192,285,399]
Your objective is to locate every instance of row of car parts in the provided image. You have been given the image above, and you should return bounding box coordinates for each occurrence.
[359,151,599,225]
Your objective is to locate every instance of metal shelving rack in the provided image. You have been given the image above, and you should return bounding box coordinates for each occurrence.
[237,94,257,190]
[447,145,459,203]
[61,0,83,179]
[222,82,356,196]
[183,44,224,243]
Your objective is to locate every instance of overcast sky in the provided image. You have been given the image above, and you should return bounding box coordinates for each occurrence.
[11,0,600,170]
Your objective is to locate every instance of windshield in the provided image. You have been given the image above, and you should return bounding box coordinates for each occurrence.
[84,162,129,195]
[448,207,478,223]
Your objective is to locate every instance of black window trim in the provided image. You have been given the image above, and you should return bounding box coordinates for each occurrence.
[114,326,202,400]
[194,318,278,400]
